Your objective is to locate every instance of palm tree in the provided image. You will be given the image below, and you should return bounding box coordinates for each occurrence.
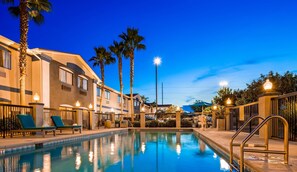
[89,47,115,113]
[109,41,124,114]
[119,28,146,121]
[3,0,51,105]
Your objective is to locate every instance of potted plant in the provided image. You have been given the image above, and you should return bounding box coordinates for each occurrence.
[215,106,226,131]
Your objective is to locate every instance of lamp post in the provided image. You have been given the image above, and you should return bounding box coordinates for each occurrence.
[154,57,161,113]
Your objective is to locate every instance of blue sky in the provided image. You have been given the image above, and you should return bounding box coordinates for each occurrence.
[1,0,297,106]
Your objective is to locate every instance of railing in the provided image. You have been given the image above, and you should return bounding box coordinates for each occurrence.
[229,115,264,171]
[272,92,297,141]
[230,115,289,172]
[0,103,33,138]
[43,108,76,126]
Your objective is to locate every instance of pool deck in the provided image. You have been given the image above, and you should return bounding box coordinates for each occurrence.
[0,128,128,153]
[194,128,297,172]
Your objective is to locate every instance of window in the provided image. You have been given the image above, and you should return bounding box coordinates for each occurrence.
[78,76,88,90]
[59,67,73,85]
[118,95,121,103]
[105,90,110,100]
[97,87,101,97]
[0,47,11,69]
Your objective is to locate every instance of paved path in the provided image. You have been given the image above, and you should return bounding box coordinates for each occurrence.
[0,128,127,150]
[195,129,297,172]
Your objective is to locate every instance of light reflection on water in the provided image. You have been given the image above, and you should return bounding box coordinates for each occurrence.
[0,131,231,172]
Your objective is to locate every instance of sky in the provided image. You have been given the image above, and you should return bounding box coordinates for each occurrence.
[1,0,297,106]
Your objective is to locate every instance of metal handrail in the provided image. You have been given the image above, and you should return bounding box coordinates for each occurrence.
[239,115,289,172]
[229,115,265,167]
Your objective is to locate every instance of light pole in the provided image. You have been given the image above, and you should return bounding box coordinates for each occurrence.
[154,57,161,113]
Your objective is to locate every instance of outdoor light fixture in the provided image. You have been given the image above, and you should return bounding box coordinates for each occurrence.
[75,101,80,107]
[141,107,145,112]
[33,93,40,102]
[226,98,231,105]
[111,108,114,113]
[154,56,161,112]
[153,56,161,66]
[88,103,93,110]
[263,79,272,91]
[212,105,218,110]
[176,106,180,112]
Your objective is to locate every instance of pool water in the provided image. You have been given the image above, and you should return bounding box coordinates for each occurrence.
[0,131,231,172]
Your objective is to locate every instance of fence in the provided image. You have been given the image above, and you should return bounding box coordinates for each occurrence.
[229,102,258,133]
[272,92,297,141]
[43,108,76,126]
[0,103,33,138]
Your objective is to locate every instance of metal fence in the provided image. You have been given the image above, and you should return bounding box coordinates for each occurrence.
[243,103,259,133]
[229,103,258,133]
[43,108,76,126]
[0,103,33,138]
[272,92,297,141]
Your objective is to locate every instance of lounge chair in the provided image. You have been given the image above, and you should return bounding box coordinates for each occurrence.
[11,114,56,138]
[51,116,82,134]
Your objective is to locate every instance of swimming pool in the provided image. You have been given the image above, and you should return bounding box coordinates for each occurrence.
[0,131,232,172]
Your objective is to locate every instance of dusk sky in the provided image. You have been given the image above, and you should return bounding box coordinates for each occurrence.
[1,0,297,106]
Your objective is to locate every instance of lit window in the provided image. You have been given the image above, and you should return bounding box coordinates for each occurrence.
[78,76,88,90]
[105,90,110,100]
[59,68,73,85]
[0,47,11,69]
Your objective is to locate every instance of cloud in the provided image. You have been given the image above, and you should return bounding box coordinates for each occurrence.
[193,54,287,82]
[185,96,195,103]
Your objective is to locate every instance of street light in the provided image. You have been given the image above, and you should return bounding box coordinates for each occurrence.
[154,56,161,112]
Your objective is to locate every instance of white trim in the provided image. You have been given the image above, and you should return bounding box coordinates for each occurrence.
[59,66,73,73]
[60,104,73,108]
[78,74,88,80]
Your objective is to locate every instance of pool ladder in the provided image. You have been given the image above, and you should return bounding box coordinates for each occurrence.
[229,115,289,172]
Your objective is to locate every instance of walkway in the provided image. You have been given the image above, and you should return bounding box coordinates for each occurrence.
[0,128,127,153]
[195,129,297,172]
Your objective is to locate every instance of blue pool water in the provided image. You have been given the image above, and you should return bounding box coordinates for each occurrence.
[0,131,231,172]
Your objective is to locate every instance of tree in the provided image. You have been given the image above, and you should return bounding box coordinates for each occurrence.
[89,47,115,113]
[109,41,124,114]
[213,87,235,106]
[140,95,149,103]
[119,27,146,119]
[3,0,51,105]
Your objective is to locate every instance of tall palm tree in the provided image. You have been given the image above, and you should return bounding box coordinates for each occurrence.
[109,41,124,114]
[89,47,115,113]
[3,0,51,105]
[119,28,146,121]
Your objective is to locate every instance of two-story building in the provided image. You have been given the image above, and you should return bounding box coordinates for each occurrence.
[0,35,130,114]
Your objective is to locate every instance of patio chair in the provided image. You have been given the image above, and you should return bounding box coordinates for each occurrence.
[11,114,56,138]
[51,116,82,134]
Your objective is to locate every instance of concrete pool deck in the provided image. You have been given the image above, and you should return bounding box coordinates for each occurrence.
[195,128,297,172]
[0,128,128,154]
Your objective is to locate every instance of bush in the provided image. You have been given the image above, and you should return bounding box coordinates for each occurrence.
[148,120,159,127]
[181,119,193,127]
[166,120,176,127]
[158,122,166,127]
[145,121,150,127]
[132,121,140,127]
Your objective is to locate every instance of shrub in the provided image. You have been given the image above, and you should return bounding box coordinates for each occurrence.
[158,122,166,127]
[132,121,140,127]
[145,121,150,127]
[166,120,176,127]
[181,119,193,127]
[148,120,159,127]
